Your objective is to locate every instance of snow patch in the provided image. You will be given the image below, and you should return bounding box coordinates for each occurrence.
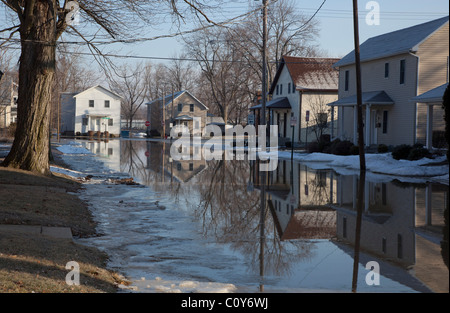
[278,151,449,180]
[127,277,237,293]
[56,142,93,154]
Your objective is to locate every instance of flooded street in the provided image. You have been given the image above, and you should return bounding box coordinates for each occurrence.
[59,138,448,293]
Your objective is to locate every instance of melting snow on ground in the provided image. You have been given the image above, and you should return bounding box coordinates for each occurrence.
[56,141,93,155]
[277,151,449,183]
[120,277,237,293]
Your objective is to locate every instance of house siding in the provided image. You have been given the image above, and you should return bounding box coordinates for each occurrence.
[415,22,449,144]
[149,92,208,136]
[271,60,338,144]
[338,53,419,146]
[73,87,121,136]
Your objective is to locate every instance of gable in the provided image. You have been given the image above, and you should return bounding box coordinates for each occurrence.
[74,85,122,100]
[269,56,339,94]
[334,16,449,67]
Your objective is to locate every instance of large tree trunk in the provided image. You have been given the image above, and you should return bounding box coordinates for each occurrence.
[2,1,57,175]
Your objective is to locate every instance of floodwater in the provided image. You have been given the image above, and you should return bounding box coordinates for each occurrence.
[61,138,449,293]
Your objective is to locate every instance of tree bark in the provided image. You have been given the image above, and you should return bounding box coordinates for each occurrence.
[2,1,57,175]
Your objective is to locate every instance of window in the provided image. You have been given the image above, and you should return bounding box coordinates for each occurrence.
[400,59,405,84]
[190,103,194,112]
[279,84,283,94]
[104,100,110,108]
[82,118,88,126]
[178,103,183,112]
[189,163,194,171]
[344,70,349,91]
[288,83,291,94]
[108,118,113,126]
[382,111,388,133]
[276,85,279,95]
[89,100,94,107]
[384,62,389,78]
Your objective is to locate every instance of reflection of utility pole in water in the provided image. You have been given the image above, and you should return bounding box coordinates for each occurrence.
[352,170,366,292]
[258,0,268,293]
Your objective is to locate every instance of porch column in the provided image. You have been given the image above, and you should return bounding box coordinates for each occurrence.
[330,105,335,139]
[426,104,433,150]
[353,105,358,145]
[365,104,371,147]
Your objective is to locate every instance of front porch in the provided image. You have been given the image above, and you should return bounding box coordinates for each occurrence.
[328,91,394,147]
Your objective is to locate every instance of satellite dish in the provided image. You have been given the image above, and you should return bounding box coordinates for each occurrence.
[65,1,80,25]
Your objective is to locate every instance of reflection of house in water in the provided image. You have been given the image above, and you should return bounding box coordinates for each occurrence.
[331,175,448,292]
[257,160,338,240]
[142,141,207,184]
[81,139,122,172]
[168,159,207,183]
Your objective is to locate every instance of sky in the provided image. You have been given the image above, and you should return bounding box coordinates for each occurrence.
[1,0,449,69]
[99,0,450,65]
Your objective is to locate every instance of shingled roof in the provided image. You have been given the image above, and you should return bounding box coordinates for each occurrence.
[269,56,340,94]
[334,16,449,68]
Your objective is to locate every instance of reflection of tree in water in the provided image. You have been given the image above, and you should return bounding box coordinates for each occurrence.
[119,141,319,277]
[194,159,316,277]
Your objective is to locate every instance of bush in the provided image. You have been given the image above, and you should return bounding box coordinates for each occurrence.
[349,145,359,155]
[333,140,354,155]
[377,144,389,153]
[323,138,340,154]
[392,144,412,160]
[307,141,321,153]
[407,146,430,160]
[432,131,447,149]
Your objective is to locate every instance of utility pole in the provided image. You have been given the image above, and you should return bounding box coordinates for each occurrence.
[259,0,268,293]
[352,0,366,171]
[352,0,367,293]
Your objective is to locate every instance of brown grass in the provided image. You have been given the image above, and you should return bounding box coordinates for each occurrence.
[0,148,124,293]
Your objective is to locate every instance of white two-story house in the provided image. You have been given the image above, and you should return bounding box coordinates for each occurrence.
[60,85,122,137]
[330,16,449,149]
[267,56,339,146]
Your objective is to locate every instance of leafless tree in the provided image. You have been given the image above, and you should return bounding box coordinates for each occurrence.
[108,62,148,129]
[307,94,331,143]
[185,0,321,125]
[0,0,222,174]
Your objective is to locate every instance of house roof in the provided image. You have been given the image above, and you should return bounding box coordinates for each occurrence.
[266,97,291,109]
[328,90,394,107]
[269,56,340,94]
[146,90,209,110]
[411,83,448,103]
[73,85,123,100]
[334,16,449,68]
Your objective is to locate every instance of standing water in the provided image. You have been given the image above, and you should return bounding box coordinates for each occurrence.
[57,139,448,293]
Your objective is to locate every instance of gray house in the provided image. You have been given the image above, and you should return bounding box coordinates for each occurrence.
[330,16,449,149]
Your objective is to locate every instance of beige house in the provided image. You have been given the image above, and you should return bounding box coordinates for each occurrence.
[146,90,208,137]
[330,16,449,149]
[262,56,339,146]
